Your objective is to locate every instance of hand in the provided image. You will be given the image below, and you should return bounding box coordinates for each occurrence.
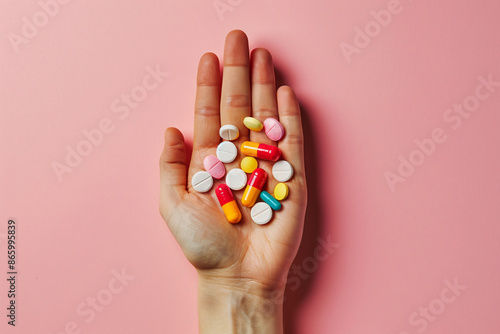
[159,30,307,333]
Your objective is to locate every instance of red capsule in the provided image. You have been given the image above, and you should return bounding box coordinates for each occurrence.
[240,141,281,161]
[215,184,241,224]
[241,168,267,207]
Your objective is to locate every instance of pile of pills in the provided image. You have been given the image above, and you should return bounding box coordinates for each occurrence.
[191,116,293,225]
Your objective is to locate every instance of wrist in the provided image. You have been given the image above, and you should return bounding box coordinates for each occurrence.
[197,274,285,334]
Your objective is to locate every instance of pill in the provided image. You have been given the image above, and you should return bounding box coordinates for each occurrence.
[203,155,225,179]
[263,118,285,141]
[241,141,281,161]
[226,168,247,191]
[191,171,213,193]
[243,117,263,131]
[251,202,273,225]
[240,156,258,173]
[274,183,289,201]
[216,141,238,163]
[215,184,242,224]
[241,168,267,207]
[260,191,281,211]
[272,160,294,182]
[219,125,239,141]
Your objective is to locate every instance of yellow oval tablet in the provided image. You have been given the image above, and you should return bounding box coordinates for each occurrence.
[241,157,258,173]
[243,117,263,131]
[274,183,289,201]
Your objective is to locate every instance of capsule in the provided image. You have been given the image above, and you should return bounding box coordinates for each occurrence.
[216,184,242,224]
[241,141,281,161]
[260,191,281,211]
[242,168,267,207]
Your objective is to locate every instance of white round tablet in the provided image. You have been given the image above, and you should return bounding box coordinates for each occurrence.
[251,202,273,225]
[191,171,213,193]
[272,160,294,182]
[216,141,238,163]
[219,125,240,141]
[225,168,247,191]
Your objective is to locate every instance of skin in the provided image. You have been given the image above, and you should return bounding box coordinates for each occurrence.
[159,30,307,333]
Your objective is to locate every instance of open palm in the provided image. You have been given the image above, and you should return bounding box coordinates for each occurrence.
[159,30,307,290]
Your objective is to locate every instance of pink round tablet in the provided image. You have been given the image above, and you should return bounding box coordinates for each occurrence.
[203,155,225,179]
[263,118,285,141]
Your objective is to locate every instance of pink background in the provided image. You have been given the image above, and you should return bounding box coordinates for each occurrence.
[1,0,500,333]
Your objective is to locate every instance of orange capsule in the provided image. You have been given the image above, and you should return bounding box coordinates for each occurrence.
[241,168,267,207]
[215,184,242,224]
[241,141,281,161]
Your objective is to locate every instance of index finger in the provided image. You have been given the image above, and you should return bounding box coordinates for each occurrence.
[193,52,221,150]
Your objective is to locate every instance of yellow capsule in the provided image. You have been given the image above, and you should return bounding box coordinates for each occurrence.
[241,157,258,173]
[274,183,289,201]
[243,117,263,131]
[240,141,281,161]
[221,201,242,224]
[241,168,267,207]
[216,184,242,224]
[242,185,261,207]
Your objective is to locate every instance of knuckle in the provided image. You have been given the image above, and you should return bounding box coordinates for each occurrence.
[195,105,219,117]
[253,107,278,118]
[279,108,300,117]
[285,134,304,146]
[224,94,250,108]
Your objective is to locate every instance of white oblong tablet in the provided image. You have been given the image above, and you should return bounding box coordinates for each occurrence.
[272,160,294,182]
[191,171,213,193]
[226,168,247,191]
[219,125,240,141]
[216,141,238,163]
[251,202,273,225]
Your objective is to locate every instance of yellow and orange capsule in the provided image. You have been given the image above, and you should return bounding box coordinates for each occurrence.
[241,168,268,207]
[241,141,281,161]
[215,184,242,224]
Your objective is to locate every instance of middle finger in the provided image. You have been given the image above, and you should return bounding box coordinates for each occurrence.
[220,30,251,143]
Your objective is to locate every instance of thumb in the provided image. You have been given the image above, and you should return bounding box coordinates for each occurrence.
[159,127,188,217]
